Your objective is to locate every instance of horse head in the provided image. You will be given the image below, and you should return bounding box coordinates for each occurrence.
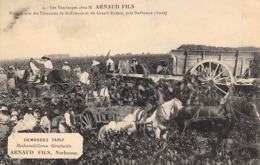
[223,98,260,121]
[169,98,183,118]
[246,102,260,118]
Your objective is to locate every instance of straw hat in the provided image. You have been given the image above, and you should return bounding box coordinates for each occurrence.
[9,66,15,70]
[28,107,33,111]
[11,111,18,116]
[92,60,100,67]
[54,109,60,115]
[41,56,51,60]
[0,106,8,111]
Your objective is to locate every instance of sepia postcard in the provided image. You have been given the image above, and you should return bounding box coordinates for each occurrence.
[0,0,260,164]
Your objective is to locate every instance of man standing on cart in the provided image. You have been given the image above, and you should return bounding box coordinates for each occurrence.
[31,56,53,85]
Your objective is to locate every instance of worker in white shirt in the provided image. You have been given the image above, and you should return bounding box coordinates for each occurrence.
[79,68,90,85]
[64,107,75,132]
[106,57,115,73]
[62,61,71,72]
[73,65,81,78]
[39,111,51,133]
[31,56,53,85]
[0,68,8,93]
[99,81,111,107]
[22,107,37,131]
[0,106,10,140]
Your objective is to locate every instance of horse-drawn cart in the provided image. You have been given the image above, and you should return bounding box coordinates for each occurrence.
[107,49,260,99]
[73,105,139,132]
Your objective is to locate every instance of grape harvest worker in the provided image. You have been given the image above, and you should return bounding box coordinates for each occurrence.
[73,64,82,78]
[23,107,38,131]
[64,107,75,132]
[80,68,90,85]
[31,56,53,85]
[0,67,8,93]
[62,61,71,72]
[50,109,64,133]
[156,60,169,75]
[106,55,115,73]
[0,106,10,140]
[99,81,111,107]
[91,59,100,75]
[130,58,138,74]
[7,66,16,92]
[39,111,51,133]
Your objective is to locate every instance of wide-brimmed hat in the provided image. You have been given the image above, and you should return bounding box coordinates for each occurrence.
[110,76,118,81]
[11,111,18,116]
[28,107,33,111]
[54,109,60,115]
[92,60,100,67]
[132,58,137,62]
[41,56,51,60]
[9,66,15,70]
[64,61,68,64]
[0,106,8,111]
[0,67,4,71]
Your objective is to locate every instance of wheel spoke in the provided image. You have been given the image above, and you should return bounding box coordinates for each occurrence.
[214,84,228,95]
[214,68,227,80]
[212,63,220,79]
[84,115,91,125]
[82,120,88,126]
[209,62,212,78]
[215,76,231,82]
[215,82,227,86]
[83,116,89,124]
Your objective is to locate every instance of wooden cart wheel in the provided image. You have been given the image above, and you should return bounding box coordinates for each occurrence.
[190,60,235,98]
[81,110,96,130]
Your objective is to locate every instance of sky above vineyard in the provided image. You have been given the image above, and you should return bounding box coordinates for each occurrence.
[0,0,260,59]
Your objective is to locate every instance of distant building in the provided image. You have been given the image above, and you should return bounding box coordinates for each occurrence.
[46,54,69,59]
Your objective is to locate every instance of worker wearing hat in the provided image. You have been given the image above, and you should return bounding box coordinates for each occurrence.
[22,107,37,132]
[7,66,16,93]
[50,109,60,133]
[73,64,82,78]
[157,59,169,75]
[106,56,115,73]
[99,81,111,107]
[50,109,65,133]
[80,68,90,85]
[0,67,5,73]
[130,58,138,74]
[64,107,75,132]
[31,55,53,85]
[0,67,8,93]
[91,59,102,95]
[0,106,10,139]
[10,110,19,125]
[39,111,51,133]
[62,61,71,72]
[91,59,100,76]
[91,59,100,67]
